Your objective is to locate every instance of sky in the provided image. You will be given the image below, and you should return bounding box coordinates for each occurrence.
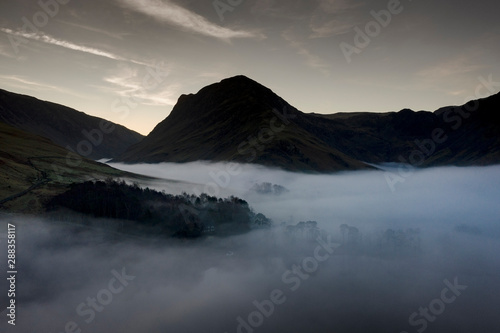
[1,0,499,135]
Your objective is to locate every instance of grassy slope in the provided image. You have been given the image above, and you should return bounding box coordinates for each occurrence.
[0,121,139,213]
[0,89,144,159]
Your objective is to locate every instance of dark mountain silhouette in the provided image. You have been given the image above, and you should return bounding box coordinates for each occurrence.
[116,75,500,171]
[116,75,370,171]
[0,89,143,160]
[304,92,500,166]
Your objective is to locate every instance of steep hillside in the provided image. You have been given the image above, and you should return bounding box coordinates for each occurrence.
[117,75,500,171]
[0,121,137,213]
[116,75,370,172]
[0,89,143,160]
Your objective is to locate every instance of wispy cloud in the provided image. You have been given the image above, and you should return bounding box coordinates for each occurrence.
[246,0,362,38]
[116,0,264,40]
[103,65,179,106]
[0,28,147,66]
[414,54,486,98]
[57,20,131,40]
[0,45,15,59]
[0,75,90,99]
[282,28,330,75]
[309,19,357,38]
[416,55,483,79]
[317,0,365,13]
[309,0,365,38]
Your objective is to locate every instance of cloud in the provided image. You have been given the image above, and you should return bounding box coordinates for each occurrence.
[0,28,147,66]
[416,54,484,79]
[0,42,15,59]
[102,64,179,106]
[58,20,131,40]
[309,19,357,38]
[0,75,90,99]
[414,53,486,98]
[115,0,264,41]
[107,162,500,232]
[282,27,331,75]
[3,163,500,332]
[317,0,365,13]
[306,0,365,38]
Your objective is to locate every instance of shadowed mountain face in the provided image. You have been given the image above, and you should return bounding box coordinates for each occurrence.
[116,75,371,171]
[0,121,132,213]
[116,75,500,171]
[0,89,144,160]
[303,92,500,166]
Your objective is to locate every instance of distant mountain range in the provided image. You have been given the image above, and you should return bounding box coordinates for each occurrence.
[115,75,500,171]
[1,76,500,174]
[1,76,499,219]
[0,89,143,160]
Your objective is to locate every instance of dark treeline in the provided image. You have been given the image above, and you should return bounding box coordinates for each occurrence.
[47,179,269,237]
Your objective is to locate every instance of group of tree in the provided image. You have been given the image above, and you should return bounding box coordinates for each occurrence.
[250,182,289,195]
[338,223,422,256]
[46,179,266,238]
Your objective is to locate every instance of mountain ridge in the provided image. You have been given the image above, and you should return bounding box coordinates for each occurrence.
[2,76,499,173]
[0,89,144,160]
[116,75,500,171]
[116,75,370,171]
[0,120,138,213]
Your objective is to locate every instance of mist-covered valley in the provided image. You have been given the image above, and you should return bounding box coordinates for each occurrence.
[2,0,500,331]
[2,163,500,333]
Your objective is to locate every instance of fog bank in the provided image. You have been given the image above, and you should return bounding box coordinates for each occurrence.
[1,164,500,333]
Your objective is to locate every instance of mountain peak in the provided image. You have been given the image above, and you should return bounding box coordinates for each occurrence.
[116,76,371,171]
[116,77,500,170]
[175,75,259,104]
[207,75,271,95]
[221,74,254,82]
[218,75,262,86]
[167,75,290,122]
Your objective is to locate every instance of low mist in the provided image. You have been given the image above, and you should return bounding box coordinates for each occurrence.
[2,163,500,333]
[111,162,500,235]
